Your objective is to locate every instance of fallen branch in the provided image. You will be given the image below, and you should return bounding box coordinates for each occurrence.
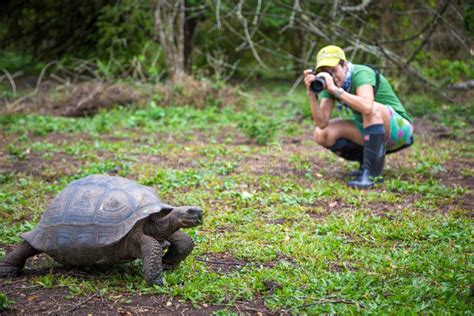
[285,296,365,312]
[298,298,363,308]
[447,80,474,90]
[341,0,372,12]
[2,69,16,97]
[65,292,99,313]
[195,257,272,267]
[35,60,59,94]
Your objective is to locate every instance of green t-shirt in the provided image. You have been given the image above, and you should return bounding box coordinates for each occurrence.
[319,64,413,123]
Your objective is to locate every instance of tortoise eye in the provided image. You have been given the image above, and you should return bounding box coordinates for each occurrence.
[187,207,202,216]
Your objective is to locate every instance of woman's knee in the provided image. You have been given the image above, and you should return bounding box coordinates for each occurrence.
[362,104,385,125]
[314,127,330,147]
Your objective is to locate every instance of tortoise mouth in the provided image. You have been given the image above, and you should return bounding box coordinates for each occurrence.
[180,214,203,227]
[185,217,203,226]
[185,207,203,225]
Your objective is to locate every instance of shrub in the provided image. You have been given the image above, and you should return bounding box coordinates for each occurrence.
[0,293,13,311]
[238,113,280,145]
[155,75,243,109]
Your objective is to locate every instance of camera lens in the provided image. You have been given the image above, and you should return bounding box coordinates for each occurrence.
[310,77,326,93]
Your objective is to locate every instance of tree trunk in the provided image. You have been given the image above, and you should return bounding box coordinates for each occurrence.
[184,14,200,74]
[151,0,186,82]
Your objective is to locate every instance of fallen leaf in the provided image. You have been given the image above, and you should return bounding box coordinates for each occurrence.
[27,295,39,302]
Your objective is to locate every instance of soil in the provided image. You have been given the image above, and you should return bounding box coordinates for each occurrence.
[1,250,276,315]
[0,115,472,314]
[1,285,274,315]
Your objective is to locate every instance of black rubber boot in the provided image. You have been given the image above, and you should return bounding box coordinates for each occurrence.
[347,124,386,189]
[328,138,364,175]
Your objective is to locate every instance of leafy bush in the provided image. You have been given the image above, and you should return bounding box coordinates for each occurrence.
[96,0,154,61]
[423,59,474,84]
[156,76,243,109]
[0,52,43,74]
[0,293,13,311]
[406,94,474,123]
[238,113,280,145]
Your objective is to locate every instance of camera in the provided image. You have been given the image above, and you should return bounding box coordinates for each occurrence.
[309,71,332,93]
[310,76,326,93]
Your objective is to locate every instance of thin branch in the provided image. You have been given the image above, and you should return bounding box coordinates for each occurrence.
[447,80,474,90]
[195,257,272,267]
[332,0,338,18]
[35,60,58,94]
[215,0,222,29]
[298,298,363,308]
[74,79,104,110]
[279,0,299,33]
[341,0,372,12]
[236,0,268,69]
[349,26,365,60]
[176,0,186,78]
[252,0,262,25]
[2,69,17,97]
[221,18,307,66]
[288,42,317,95]
[65,293,99,313]
[406,0,452,66]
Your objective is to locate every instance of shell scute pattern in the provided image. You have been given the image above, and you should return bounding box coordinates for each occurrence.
[21,175,168,262]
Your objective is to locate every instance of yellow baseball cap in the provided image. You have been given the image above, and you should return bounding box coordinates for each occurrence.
[316,45,346,70]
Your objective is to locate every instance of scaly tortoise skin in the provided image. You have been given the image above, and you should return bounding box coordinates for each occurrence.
[0,174,203,285]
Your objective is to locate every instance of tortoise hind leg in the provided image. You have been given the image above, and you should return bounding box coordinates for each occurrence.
[162,231,194,271]
[0,241,40,277]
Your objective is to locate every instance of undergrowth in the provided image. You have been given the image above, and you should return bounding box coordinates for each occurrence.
[0,82,472,314]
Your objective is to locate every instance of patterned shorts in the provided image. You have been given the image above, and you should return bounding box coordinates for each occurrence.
[353,106,414,151]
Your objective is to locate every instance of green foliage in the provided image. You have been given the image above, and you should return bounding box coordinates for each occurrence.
[238,113,280,145]
[0,83,472,314]
[93,0,167,79]
[0,0,110,59]
[424,59,474,84]
[464,4,474,34]
[0,293,14,312]
[404,93,473,139]
[0,52,43,74]
[96,0,153,60]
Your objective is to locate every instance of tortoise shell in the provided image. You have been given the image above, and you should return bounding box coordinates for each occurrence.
[21,174,172,265]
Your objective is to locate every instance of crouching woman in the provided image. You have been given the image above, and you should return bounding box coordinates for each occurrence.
[303,45,414,189]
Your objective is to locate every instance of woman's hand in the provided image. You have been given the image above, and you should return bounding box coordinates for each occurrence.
[316,72,337,93]
[303,69,317,92]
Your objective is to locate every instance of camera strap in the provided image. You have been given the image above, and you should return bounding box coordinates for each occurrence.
[365,64,380,96]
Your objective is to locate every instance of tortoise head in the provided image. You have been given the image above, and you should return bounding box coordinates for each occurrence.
[169,206,203,228]
[148,205,203,237]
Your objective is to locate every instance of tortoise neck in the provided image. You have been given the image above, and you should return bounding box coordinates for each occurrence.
[144,214,180,238]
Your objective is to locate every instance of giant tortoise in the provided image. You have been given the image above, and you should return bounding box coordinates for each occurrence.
[0,174,203,285]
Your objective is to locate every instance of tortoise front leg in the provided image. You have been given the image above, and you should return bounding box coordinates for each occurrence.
[0,241,40,277]
[139,234,164,286]
[162,231,194,271]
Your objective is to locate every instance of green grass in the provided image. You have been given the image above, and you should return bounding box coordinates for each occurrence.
[0,83,472,313]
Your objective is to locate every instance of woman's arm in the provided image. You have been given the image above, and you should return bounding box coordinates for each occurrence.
[317,72,375,115]
[304,70,334,129]
[331,84,375,115]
